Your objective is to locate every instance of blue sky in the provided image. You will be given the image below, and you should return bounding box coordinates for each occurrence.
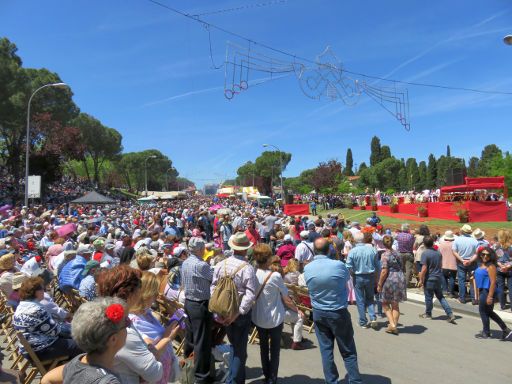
[2,0,512,187]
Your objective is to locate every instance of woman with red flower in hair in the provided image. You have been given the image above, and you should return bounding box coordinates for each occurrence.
[42,298,129,384]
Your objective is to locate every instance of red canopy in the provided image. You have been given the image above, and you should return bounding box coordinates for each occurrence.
[440,176,507,197]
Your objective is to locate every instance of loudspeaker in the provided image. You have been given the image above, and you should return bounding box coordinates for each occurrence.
[446,168,466,186]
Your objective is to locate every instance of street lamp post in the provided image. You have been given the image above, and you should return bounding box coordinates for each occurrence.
[25,82,68,207]
[144,155,157,196]
[263,144,284,199]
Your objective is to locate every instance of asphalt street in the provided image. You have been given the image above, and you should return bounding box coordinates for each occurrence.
[245,301,511,384]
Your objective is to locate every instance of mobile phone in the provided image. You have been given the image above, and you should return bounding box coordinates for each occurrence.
[168,313,187,329]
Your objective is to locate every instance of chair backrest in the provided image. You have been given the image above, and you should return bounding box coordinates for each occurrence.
[15,332,48,375]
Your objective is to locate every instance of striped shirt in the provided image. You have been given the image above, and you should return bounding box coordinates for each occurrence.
[181,254,213,301]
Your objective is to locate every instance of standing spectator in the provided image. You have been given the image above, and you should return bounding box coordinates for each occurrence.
[452,224,479,304]
[181,237,214,384]
[220,216,233,250]
[438,231,458,298]
[377,235,406,335]
[294,231,315,267]
[474,247,512,340]
[496,230,512,310]
[304,238,362,384]
[395,223,415,287]
[244,219,261,246]
[211,232,256,384]
[346,232,378,329]
[413,225,430,279]
[310,201,317,216]
[418,236,456,323]
[252,244,302,383]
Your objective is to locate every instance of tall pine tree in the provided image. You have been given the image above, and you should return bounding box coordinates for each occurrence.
[426,154,437,189]
[447,145,451,157]
[468,156,479,177]
[370,136,382,166]
[344,148,354,176]
[380,145,392,161]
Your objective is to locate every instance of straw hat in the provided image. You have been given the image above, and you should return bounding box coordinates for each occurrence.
[0,253,15,270]
[228,232,253,251]
[472,228,485,240]
[443,230,455,241]
[12,272,28,290]
[460,224,472,234]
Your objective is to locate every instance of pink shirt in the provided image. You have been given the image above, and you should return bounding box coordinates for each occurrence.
[438,240,457,270]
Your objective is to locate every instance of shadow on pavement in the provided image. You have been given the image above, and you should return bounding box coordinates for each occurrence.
[398,324,427,334]
[358,374,393,383]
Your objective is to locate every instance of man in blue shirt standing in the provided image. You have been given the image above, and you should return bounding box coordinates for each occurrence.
[346,232,378,329]
[305,238,362,384]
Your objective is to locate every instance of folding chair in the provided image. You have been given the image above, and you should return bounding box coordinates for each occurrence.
[288,285,315,334]
[11,332,69,384]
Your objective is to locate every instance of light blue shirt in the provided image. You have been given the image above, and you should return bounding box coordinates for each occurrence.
[452,234,478,260]
[304,255,348,311]
[346,244,377,275]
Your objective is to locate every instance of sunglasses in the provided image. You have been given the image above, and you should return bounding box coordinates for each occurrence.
[481,252,491,257]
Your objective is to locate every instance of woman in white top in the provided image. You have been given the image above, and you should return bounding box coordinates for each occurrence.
[252,244,301,384]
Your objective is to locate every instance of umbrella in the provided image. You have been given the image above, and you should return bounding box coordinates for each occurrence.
[0,205,12,213]
[209,204,224,211]
[56,223,77,237]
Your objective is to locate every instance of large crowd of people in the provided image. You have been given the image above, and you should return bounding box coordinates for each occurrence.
[0,193,511,384]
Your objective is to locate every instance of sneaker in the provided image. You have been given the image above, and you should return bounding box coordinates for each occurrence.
[291,341,306,350]
[501,328,512,341]
[447,314,457,324]
[475,331,490,339]
[419,313,432,319]
[360,323,371,329]
[458,298,466,304]
[370,320,378,330]
[471,300,479,306]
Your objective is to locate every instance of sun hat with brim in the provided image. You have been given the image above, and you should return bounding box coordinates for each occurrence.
[81,260,100,277]
[12,272,28,290]
[472,228,485,240]
[0,253,15,270]
[460,224,472,234]
[443,230,455,241]
[228,232,253,251]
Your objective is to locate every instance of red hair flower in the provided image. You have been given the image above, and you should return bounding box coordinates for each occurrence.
[35,256,42,263]
[105,303,125,324]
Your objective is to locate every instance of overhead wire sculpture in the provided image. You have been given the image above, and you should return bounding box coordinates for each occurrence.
[224,43,411,130]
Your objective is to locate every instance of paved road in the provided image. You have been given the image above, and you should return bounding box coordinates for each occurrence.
[245,301,511,384]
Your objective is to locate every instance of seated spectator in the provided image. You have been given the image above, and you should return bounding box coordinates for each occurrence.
[277,234,296,267]
[0,253,18,307]
[41,298,129,384]
[78,261,100,301]
[13,276,82,360]
[284,259,301,285]
[59,245,93,292]
[130,272,181,384]
[96,265,164,384]
[9,272,28,308]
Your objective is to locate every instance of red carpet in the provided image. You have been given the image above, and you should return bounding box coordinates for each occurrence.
[377,211,427,222]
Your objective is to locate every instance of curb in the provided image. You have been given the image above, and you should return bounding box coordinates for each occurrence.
[406,290,512,325]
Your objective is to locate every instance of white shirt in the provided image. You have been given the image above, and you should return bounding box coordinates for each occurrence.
[295,241,315,264]
[252,269,287,329]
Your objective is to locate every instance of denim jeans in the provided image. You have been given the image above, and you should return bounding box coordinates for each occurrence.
[354,274,376,326]
[457,263,476,300]
[496,272,512,309]
[312,308,362,384]
[225,312,252,384]
[478,289,507,335]
[442,269,457,295]
[424,277,453,316]
[256,323,283,382]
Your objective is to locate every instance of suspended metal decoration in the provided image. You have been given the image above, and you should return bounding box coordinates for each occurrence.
[223,42,411,130]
